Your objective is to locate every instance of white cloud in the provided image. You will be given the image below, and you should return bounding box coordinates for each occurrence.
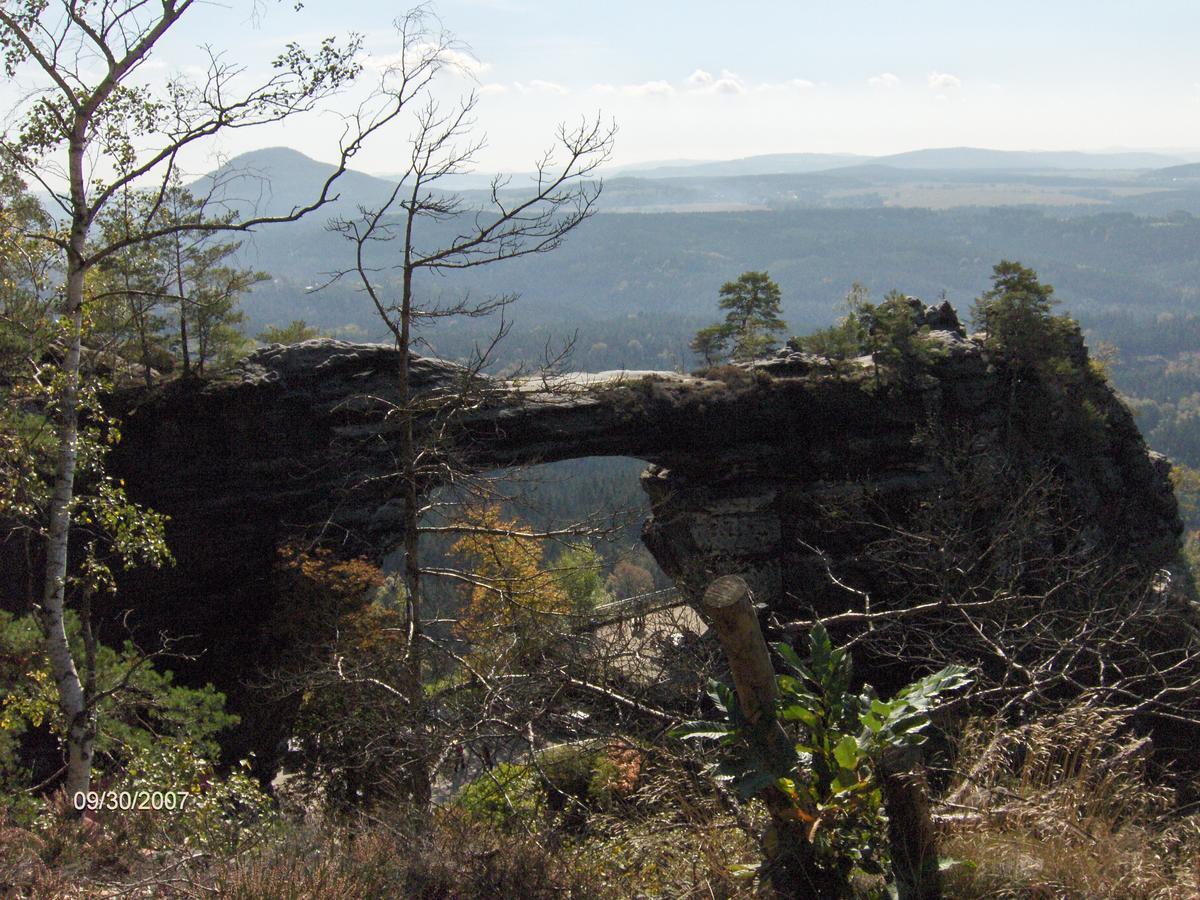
[514,79,569,95]
[868,72,901,89]
[712,70,746,94]
[367,44,490,78]
[479,83,509,95]
[927,71,962,90]
[685,68,745,95]
[623,80,675,96]
[596,70,812,101]
[756,78,815,92]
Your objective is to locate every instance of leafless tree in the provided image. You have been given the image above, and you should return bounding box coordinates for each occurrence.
[314,11,614,807]
[778,434,1200,749]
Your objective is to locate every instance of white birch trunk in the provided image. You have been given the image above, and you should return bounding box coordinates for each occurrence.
[41,134,95,804]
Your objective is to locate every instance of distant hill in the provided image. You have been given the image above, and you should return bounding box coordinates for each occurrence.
[190,146,399,220]
[615,153,866,179]
[188,146,1197,227]
[612,148,1186,180]
[1141,162,1200,183]
[872,147,1186,171]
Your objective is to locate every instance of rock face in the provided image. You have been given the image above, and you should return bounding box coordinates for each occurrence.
[108,318,1178,618]
[85,306,1181,757]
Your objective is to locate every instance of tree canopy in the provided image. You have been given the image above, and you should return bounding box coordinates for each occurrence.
[690,270,787,364]
[971,260,1076,369]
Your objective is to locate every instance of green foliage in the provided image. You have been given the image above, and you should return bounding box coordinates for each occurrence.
[692,270,787,364]
[457,762,546,828]
[0,610,237,799]
[688,324,730,367]
[257,319,323,345]
[457,742,642,831]
[790,283,947,385]
[552,541,612,615]
[788,283,871,362]
[970,260,1077,370]
[1171,463,1200,528]
[967,262,1121,462]
[672,624,971,888]
[859,290,944,383]
[108,741,279,855]
[0,306,172,598]
[93,185,268,378]
[0,609,264,853]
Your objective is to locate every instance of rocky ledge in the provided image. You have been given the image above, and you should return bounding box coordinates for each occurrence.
[103,303,1179,643]
[49,302,1175,763]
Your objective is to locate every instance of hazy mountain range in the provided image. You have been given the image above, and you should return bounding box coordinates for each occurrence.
[192,145,1200,363]
[193,145,1200,224]
[611,147,1198,179]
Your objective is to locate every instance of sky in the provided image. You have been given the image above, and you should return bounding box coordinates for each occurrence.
[5,0,1200,176]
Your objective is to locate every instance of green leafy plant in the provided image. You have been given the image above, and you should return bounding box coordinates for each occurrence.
[457,762,547,828]
[0,610,238,819]
[673,624,970,890]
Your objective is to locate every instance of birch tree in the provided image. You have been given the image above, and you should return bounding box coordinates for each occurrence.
[0,0,417,803]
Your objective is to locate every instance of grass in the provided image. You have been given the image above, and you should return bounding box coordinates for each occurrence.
[5,707,1200,897]
[938,705,1200,898]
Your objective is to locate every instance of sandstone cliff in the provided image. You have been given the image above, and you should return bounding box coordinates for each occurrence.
[79,302,1183,760]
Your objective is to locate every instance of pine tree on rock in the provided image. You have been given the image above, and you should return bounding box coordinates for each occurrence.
[692,270,787,364]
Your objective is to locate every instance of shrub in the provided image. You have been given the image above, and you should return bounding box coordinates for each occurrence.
[457,741,645,830]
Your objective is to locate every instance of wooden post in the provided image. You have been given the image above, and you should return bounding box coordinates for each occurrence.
[700,575,834,899]
[879,749,943,900]
[702,576,778,725]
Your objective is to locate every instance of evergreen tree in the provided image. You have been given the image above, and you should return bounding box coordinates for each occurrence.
[720,271,786,360]
[688,324,730,367]
[971,260,1074,370]
[692,270,787,364]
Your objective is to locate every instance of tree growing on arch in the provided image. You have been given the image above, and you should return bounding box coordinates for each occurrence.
[691,270,787,364]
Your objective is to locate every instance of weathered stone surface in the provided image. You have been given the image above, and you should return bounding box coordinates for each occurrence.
[52,319,1178,761]
[104,328,1180,621]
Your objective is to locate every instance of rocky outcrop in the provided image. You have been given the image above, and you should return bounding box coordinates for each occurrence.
[105,312,1178,620]
[81,304,1181,759]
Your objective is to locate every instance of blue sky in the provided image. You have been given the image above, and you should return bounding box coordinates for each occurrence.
[10,1,1200,175]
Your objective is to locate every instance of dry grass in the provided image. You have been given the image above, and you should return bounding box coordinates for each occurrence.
[8,706,1200,897]
[0,748,756,898]
[938,705,1200,898]
[211,810,612,900]
[577,752,762,898]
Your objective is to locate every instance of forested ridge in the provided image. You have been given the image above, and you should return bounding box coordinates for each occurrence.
[232,197,1200,519]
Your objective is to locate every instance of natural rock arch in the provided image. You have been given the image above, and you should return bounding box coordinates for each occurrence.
[92,304,1181,760]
